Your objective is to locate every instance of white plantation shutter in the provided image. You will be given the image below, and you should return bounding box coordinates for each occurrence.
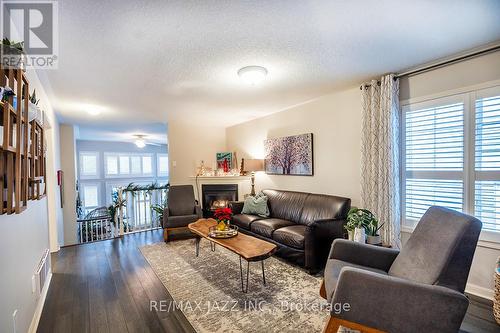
[403,99,464,222]
[475,93,500,231]
[403,85,500,236]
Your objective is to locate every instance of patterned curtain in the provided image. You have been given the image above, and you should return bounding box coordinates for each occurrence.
[360,74,401,248]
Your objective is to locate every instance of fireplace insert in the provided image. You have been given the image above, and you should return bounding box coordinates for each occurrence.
[201,184,238,218]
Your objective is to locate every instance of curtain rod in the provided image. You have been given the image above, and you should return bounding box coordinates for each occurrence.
[395,44,500,78]
[360,43,500,90]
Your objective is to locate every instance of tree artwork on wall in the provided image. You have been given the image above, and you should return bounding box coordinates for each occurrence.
[264,133,313,176]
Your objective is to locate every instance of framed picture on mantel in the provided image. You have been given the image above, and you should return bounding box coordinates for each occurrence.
[264,133,313,176]
[216,152,233,170]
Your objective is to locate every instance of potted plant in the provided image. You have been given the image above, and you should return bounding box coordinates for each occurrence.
[346,207,381,244]
[1,38,25,71]
[346,207,368,243]
[28,89,41,123]
[213,207,232,231]
[344,213,357,241]
[151,198,168,224]
[366,218,384,245]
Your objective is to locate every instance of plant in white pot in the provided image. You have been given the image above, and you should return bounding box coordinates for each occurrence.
[366,218,384,245]
[346,207,368,243]
[346,207,382,244]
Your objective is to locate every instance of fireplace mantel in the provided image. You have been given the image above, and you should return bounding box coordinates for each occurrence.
[189,176,251,204]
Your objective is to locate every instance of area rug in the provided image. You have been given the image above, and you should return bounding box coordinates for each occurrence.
[140,239,332,333]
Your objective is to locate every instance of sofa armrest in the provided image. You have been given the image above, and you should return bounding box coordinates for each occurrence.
[161,206,170,228]
[228,201,244,215]
[304,218,346,272]
[328,239,399,272]
[195,205,203,218]
[332,267,469,333]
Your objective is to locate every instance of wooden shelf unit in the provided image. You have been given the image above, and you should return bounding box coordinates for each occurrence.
[0,64,46,214]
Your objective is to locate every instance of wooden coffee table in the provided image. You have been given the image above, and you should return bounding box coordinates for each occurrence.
[188,218,277,293]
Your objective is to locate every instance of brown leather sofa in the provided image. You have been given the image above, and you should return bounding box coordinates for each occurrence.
[229,189,350,273]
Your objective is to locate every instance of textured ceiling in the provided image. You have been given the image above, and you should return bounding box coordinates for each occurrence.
[40,0,500,129]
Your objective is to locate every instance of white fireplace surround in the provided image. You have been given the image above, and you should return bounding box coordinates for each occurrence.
[189,176,251,209]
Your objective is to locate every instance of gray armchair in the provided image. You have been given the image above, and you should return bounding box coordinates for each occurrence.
[321,206,482,333]
[162,185,202,242]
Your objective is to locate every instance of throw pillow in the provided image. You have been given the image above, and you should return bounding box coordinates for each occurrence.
[241,193,269,217]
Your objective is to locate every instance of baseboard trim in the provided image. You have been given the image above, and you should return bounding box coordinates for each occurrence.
[28,271,52,333]
[466,283,494,301]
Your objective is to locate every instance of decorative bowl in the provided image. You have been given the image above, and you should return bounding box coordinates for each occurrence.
[208,225,238,239]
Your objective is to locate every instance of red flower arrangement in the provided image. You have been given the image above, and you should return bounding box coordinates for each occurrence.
[214,207,232,223]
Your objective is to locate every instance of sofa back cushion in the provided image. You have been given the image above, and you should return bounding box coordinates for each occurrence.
[299,194,351,226]
[262,189,308,223]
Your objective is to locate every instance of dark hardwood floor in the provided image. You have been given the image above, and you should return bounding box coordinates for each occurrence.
[37,230,195,333]
[38,230,500,333]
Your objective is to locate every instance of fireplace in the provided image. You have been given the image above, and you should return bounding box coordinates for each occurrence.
[201,184,238,218]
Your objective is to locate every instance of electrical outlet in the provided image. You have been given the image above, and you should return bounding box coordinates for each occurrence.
[12,309,17,333]
[172,160,177,167]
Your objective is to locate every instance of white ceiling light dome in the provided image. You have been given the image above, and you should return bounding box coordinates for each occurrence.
[238,66,268,85]
[134,135,146,148]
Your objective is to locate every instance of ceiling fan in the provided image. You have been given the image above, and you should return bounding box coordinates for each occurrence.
[133,134,161,148]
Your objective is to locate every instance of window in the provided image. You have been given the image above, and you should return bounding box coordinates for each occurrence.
[106,155,118,175]
[131,156,141,174]
[82,183,99,213]
[142,156,152,175]
[475,89,500,231]
[119,156,130,174]
[157,154,169,176]
[79,152,99,179]
[403,98,464,221]
[104,153,154,177]
[403,85,500,232]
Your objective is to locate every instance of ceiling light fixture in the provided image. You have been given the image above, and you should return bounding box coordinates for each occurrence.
[87,109,101,116]
[134,135,146,148]
[238,66,268,85]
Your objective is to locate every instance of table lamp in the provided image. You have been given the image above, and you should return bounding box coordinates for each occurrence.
[242,158,265,196]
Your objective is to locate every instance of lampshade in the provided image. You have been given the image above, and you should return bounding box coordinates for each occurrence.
[243,158,264,172]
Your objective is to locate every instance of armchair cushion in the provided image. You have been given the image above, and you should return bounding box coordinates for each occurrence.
[250,218,295,238]
[388,206,482,290]
[168,185,197,216]
[164,214,199,228]
[273,225,306,249]
[232,214,263,230]
[329,239,400,272]
[332,267,469,333]
[324,259,387,302]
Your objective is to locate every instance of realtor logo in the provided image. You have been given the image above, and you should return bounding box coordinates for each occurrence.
[1,0,58,69]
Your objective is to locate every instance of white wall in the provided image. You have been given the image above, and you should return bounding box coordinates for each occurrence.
[0,199,50,333]
[226,87,362,206]
[0,69,62,333]
[225,50,500,300]
[168,120,226,185]
[400,50,500,300]
[60,124,77,245]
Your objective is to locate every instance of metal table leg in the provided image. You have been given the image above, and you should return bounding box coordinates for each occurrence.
[239,256,250,293]
[261,260,266,285]
[195,237,200,257]
[211,241,215,252]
